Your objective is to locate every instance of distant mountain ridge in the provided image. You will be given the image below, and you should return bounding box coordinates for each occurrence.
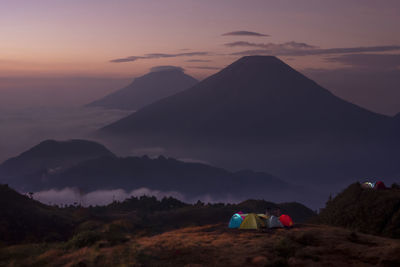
[0,139,308,203]
[0,139,115,190]
[87,68,198,110]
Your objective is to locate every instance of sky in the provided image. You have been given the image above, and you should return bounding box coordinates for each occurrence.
[1,0,400,114]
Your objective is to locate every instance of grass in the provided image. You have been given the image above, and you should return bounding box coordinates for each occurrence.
[1,224,400,266]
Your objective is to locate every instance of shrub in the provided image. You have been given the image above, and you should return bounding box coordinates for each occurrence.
[292,231,318,246]
[273,237,297,258]
[66,231,102,249]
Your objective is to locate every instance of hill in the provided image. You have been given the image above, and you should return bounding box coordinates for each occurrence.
[98,56,400,187]
[0,184,74,244]
[87,68,198,110]
[0,139,115,191]
[316,182,400,238]
[0,184,315,245]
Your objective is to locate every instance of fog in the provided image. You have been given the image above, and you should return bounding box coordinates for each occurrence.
[32,187,184,207]
[0,106,132,163]
[0,76,130,109]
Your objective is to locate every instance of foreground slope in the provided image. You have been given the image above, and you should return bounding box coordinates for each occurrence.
[87,68,198,110]
[2,224,399,266]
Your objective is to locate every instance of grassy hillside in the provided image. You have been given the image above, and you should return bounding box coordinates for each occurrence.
[1,224,399,266]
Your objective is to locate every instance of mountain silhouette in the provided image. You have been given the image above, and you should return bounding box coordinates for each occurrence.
[87,68,198,110]
[0,139,115,191]
[0,139,310,203]
[44,155,293,198]
[98,56,400,185]
[101,56,392,140]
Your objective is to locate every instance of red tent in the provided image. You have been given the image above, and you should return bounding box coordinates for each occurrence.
[374,181,386,190]
[279,214,294,227]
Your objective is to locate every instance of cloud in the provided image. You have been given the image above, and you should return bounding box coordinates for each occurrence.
[229,42,400,57]
[186,66,221,70]
[222,31,269,37]
[31,187,249,206]
[185,59,212,62]
[325,53,400,69]
[110,52,209,63]
[149,65,184,72]
[225,41,316,49]
[0,106,131,163]
[109,56,145,63]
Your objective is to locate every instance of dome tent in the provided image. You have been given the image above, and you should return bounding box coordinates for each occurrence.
[228,213,244,228]
[361,182,374,189]
[374,181,386,190]
[267,215,284,228]
[239,213,266,230]
[279,214,294,227]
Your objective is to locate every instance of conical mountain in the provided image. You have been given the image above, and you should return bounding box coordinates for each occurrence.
[101,56,391,142]
[87,67,198,110]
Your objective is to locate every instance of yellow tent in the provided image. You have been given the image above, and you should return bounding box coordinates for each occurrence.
[239,213,266,230]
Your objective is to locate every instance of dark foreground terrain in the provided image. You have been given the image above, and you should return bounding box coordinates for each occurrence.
[1,224,400,266]
[1,183,399,266]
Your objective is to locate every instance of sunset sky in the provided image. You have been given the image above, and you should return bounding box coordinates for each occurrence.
[1,0,400,114]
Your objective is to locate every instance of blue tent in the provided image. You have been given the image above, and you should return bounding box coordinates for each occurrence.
[228,213,244,228]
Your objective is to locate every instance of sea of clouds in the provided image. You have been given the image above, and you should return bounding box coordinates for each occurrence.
[31,187,245,207]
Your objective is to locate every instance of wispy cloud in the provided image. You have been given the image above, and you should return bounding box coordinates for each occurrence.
[110,56,145,63]
[225,41,316,49]
[229,42,400,57]
[110,52,209,63]
[222,31,269,37]
[325,53,400,69]
[185,59,212,62]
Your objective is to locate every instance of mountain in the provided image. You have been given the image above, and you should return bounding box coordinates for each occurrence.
[98,56,400,185]
[0,139,115,190]
[101,56,392,139]
[87,68,198,110]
